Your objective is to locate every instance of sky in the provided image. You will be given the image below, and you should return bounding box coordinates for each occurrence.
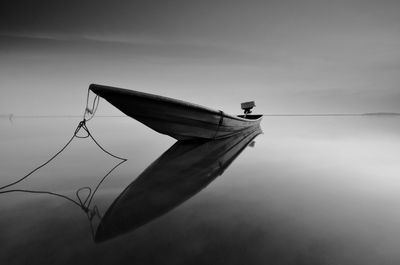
[1,0,400,115]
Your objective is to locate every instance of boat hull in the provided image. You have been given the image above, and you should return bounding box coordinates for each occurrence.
[89,84,262,140]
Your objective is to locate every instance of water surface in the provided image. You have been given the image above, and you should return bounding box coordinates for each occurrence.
[1,116,400,265]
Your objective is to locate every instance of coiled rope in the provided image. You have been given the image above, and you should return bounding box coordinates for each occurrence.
[0,88,127,236]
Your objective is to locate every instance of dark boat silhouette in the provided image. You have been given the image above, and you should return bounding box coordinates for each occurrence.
[95,126,262,242]
[89,84,262,140]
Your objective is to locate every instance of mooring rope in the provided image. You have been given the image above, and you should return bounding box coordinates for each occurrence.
[84,90,100,122]
[0,88,127,233]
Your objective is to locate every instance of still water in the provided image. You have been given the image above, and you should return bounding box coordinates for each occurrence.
[1,116,400,265]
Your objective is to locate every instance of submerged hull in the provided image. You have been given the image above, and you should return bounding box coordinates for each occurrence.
[89,84,262,140]
[95,126,262,242]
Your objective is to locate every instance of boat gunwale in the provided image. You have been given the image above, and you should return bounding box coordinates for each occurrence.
[90,84,220,115]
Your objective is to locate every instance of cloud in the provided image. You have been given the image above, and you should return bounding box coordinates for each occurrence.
[0,31,267,66]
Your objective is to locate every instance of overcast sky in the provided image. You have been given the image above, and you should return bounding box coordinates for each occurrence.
[1,0,399,115]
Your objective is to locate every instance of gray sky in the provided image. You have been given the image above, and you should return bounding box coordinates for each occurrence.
[1,0,399,115]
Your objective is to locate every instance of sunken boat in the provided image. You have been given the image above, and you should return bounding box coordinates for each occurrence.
[89,84,262,140]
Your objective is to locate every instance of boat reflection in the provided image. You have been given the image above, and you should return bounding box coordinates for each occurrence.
[95,126,262,242]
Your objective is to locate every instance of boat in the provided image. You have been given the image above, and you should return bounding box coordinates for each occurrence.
[95,126,262,242]
[89,84,262,140]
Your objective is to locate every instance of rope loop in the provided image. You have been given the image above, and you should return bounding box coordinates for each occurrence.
[74,120,90,138]
[76,186,92,209]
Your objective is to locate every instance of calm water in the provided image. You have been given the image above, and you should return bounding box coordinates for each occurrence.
[1,116,400,265]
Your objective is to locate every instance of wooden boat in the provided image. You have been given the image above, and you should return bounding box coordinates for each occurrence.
[95,126,262,242]
[89,84,262,140]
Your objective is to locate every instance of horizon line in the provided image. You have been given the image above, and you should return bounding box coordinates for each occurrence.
[1,112,400,119]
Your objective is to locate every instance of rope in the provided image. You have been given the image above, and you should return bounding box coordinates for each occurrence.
[84,90,100,122]
[0,189,83,208]
[0,88,127,235]
[0,130,77,190]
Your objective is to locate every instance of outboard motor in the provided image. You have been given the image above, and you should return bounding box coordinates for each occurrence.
[241,101,256,115]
